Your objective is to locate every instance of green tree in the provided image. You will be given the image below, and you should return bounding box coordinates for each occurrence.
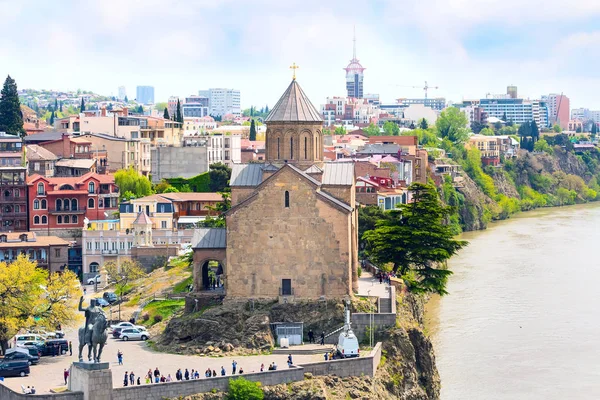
[59,100,63,112]
[534,138,554,154]
[154,102,168,112]
[363,122,380,136]
[470,121,484,134]
[103,260,145,296]
[200,192,231,228]
[502,112,507,122]
[80,98,85,112]
[419,118,428,129]
[334,125,347,135]
[49,110,55,125]
[0,75,25,136]
[124,95,128,103]
[363,183,468,295]
[592,123,598,138]
[227,377,264,400]
[137,104,144,114]
[480,127,494,136]
[176,99,183,123]
[409,122,416,130]
[552,124,561,133]
[530,120,539,142]
[208,162,232,192]
[249,119,257,141]
[163,107,169,120]
[436,107,469,143]
[114,167,153,201]
[383,121,400,136]
[358,206,388,251]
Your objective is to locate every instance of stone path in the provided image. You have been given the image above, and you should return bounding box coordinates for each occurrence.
[357,271,390,298]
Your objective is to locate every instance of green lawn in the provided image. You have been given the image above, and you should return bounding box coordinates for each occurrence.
[173,276,193,294]
[140,299,185,326]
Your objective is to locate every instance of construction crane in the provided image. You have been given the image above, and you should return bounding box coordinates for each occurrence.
[396,81,440,99]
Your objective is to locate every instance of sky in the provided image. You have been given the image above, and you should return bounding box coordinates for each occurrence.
[2,0,600,110]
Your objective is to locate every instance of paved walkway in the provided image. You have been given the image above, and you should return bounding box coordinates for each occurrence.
[357,271,391,298]
[0,327,324,394]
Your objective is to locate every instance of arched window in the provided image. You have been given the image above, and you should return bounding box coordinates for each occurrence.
[56,199,62,211]
[290,137,294,159]
[37,183,44,195]
[89,262,99,273]
[41,199,47,209]
[71,199,78,211]
[72,215,78,224]
[33,200,40,210]
[304,136,307,160]
[57,216,62,224]
[14,189,19,197]
[277,137,280,159]
[34,216,40,224]
[41,215,47,224]
[88,198,95,208]
[88,182,95,194]
[63,199,70,210]
[64,215,70,224]
[284,191,290,208]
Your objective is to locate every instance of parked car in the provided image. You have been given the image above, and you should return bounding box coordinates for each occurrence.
[110,322,134,331]
[103,292,119,304]
[16,345,42,359]
[40,339,69,356]
[14,334,45,347]
[0,360,30,377]
[120,328,150,341]
[111,327,124,339]
[3,348,39,366]
[16,342,45,355]
[87,275,101,285]
[27,329,57,339]
[95,298,110,307]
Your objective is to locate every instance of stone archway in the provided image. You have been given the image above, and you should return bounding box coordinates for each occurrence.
[193,249,226,293]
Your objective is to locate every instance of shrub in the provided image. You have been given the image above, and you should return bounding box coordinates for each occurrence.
[153,314,163,323]
[141,313,150,322]
[357,266,362,278]
[227,377,264,400]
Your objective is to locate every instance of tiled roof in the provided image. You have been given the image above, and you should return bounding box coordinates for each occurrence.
[322,162,354,186]
[230,163,264,186]
[133,211,152,225]
[26,145,58,161]
[159,192,223,202]
[0,232,69,248]
[22,131,67,143]
[55,159,95,169]
[265,80,323,123]
[27,172,114,186]
[287,163,321,186]
[357,144,400,155]
[192,228,226,249]
[304,165,323,174]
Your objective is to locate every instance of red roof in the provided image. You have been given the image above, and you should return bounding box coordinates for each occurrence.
[28,172,115,187]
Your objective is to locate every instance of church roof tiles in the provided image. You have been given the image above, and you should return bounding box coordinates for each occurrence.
[322,162,354,186]
[265,80,323,123]
[192,228,226,249]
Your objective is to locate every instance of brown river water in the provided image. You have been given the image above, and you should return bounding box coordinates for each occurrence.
[426,203,600,399]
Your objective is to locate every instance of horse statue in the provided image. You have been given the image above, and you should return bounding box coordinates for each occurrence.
[77,297,108,363]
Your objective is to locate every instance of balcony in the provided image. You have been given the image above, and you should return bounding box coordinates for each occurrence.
[0,197,27,204]
[101,249,119,255]
[49,206,87,214]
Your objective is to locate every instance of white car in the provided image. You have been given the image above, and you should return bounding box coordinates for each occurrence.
[120,328,150,341]
[110,322,134,331]
[134,325,148,332]
[87,275,101,285]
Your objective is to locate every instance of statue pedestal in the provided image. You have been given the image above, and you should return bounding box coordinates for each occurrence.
[69,362,112,400]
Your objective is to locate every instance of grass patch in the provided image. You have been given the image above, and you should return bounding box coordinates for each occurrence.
[125,293,141,307]
[140,299,185,327]
[173,276,193,294]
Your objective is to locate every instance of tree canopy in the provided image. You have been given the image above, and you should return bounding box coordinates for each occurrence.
[0,255,80,353]
[103,260,145,296]
[114,167,153,201]
[436,107,469,143]
[419,118,428,130]
[363,123,380,136]
[363,183,468,295]
[249,119,257,141]
[0,75,25,136]
[383,121,400,136]
[334,126,347,135]
[163,107,169,120]
[208,162,232,192]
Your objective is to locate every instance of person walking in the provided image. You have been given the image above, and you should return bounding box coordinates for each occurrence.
[212,370,216,377]
[232,360,237,375]
[129,371,135,386]
[176,368,182,381]
[308,329,314,344]
[117,350,123,365]
[137,376,141,385]
[123,372,128,387]
[194,370,200,379]
[167,374,173,382]
[153,367,160,383]
[287,354,293,368]
[63,368,69,385]
[260,363,264,372]
[320,332,325,345]
[221,366,226,376]
[68,341,72,356]
[184,368,190,380]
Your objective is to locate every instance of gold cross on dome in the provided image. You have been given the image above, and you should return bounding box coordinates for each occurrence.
[290,62,299,80]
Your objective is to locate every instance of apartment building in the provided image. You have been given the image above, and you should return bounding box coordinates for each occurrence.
[0,232,69,273]
[198,88,241,117]
[0,132,28,232]
[466,135,500,166]
[78,133,151,176]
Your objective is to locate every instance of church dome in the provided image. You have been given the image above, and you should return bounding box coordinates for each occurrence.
[265,79,322,123]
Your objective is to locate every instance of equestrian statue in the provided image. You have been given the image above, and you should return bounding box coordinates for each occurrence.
[77,296,108,363]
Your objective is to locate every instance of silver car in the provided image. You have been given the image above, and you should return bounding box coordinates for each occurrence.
[120,328,150,341]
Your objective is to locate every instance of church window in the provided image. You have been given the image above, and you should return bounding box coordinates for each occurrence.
[304,137,307,159]
[284,191,290,208]
[277,137,280,159]
[290,137,293,159]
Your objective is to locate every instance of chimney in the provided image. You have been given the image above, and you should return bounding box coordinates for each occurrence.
[62,132,69,158]
[101,106,107,117]
[123,107,128,116]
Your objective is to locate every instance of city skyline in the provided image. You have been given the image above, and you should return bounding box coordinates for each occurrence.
[2,0,600,109]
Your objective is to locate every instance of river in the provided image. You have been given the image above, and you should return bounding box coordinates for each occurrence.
[426,203,600,399]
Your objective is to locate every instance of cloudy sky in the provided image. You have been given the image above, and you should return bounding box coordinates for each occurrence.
[2,0,600,110]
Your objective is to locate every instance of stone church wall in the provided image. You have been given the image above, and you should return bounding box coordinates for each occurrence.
[226,167,352,299]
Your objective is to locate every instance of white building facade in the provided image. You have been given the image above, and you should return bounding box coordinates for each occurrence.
[199,88,241,117]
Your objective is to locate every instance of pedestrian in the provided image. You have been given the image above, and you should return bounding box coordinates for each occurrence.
[30,386,36,394]
[129,371,135,386]
[184,368,190,380]
[63,368,69,385]
[83,287,87,295]
[221,366,226,376]
[123,371,128,387]
[379,273,383,284]
[176,368,182,381]
[205,368,210,378]
[239,367,244,374]
[272,361,278,370]
[145,375,151,384]
[287,354,293,367]
[232,360,237,375]
[117,350,123,365]
[260,363,264,372]
[308,329,314,343]
[53,343,58,357]
[137,377,141,385]
[320,332,325,345]
[212,370,216,377]
[268,363,274,371]
[160,375,166,383]
[147,369,152,382]
[69,341,72,356]
[194,370,200,379]
[167,374,172,382]
[153,367,160,383]
[324,352,329,361]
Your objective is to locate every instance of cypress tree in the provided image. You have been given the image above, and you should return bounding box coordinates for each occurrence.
[530,120,539,142]
[0,75,25,137]
[49,110,55,125]
[265,105,269,114]
[124,95,128,103]
[419,118,428,129]
[163,107,170,120]
[80,98,85,112]
[59,100,63,112]
[137,104,144,114]
[249,119,257,141]
[54,98,58,111]
[176,99,183,123]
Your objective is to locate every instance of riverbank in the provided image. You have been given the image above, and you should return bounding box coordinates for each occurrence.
[425,202,600,399]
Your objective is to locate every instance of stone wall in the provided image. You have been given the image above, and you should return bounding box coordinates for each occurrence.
[301,342,382,378]
[151,146,208,184]
[226,167,353,299]
[0,385,82,400]
[192,248,226,291]
[131,246,178,271]
[351,313,397,343]
[68,363,113,400]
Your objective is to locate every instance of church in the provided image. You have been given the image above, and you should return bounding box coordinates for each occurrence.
[192,76,359,300]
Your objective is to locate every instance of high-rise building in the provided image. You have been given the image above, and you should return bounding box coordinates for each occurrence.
[507,85,518,99]
[168,96,179,117]
[198,89,241,117]
[542,94,570,129]
[0,132,27,232]
[136,86,155,105]
[182,96,209,118]
[118,86,127,101]
[344,29,365,99]
[479,98,549,127]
